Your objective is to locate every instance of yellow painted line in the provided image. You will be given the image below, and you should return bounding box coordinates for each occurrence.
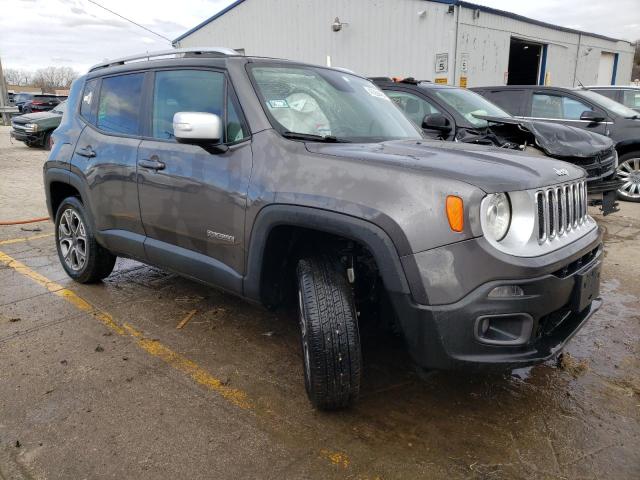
[176,309,197,329]
[0,249,249,408]
[0,232,54,246]
[0,248,356,470]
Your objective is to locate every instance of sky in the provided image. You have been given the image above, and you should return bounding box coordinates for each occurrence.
[0,0,638,73]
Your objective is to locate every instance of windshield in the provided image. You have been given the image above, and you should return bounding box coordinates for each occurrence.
[52,101,67,114]
[433,88,512,127]
[576,90,639,118]
[249,65,422,142]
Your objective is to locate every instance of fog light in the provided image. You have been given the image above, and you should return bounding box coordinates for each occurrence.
[488,285,524,298]
[474,313,533,345]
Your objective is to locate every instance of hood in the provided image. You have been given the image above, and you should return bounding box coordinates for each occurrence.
[12,111,62,123]
[475,115,613,158]
[305,139,585,193]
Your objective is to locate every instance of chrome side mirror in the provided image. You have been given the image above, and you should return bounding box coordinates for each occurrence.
[173,112,222,144]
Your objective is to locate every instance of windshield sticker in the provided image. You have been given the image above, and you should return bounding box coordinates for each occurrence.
[364,86,390,100]
[268,99,289,108]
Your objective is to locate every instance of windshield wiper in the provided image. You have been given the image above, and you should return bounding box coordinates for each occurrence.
[282,131,349,143]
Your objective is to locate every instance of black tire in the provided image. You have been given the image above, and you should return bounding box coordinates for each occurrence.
[616,152,640,203]
[54,196,116,283]
[43,132,53,151]
[296,256,361,410]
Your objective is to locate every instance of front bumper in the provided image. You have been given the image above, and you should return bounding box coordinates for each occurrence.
[10,128,40,143]
[393,228,603,370]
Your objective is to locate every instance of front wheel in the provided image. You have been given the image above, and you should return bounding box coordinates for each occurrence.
[55,197,116,283]
[296,256,361,410]
[617,153,640,202]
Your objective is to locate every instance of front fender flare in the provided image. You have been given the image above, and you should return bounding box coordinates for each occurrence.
[243,205,411,302]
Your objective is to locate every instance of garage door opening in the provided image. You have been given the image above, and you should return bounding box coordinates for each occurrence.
[507,38,543,85]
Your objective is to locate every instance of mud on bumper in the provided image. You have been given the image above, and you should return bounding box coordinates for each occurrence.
[392,233,604,370]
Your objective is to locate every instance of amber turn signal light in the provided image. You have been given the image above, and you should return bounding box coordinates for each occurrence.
[446,195,464,232]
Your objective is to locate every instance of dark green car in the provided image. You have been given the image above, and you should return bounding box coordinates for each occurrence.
[10,101,66,150]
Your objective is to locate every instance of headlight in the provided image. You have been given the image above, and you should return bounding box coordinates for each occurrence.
[25,123,38,132]
[483,193,511,241]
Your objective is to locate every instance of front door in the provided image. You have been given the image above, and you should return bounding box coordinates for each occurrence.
[137,69,252,290]
[527,91,609,135]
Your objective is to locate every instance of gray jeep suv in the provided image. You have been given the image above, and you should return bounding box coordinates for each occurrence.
[45,48,603,409]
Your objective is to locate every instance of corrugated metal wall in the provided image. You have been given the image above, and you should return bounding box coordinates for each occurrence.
[176,0,635,87]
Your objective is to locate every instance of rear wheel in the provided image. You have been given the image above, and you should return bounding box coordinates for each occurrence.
[55,197,116,283]
[617,152,640,202]
[296,256,361,410]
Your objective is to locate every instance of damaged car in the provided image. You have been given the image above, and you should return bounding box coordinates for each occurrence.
[372,78,621,215]
[46,49,604,409]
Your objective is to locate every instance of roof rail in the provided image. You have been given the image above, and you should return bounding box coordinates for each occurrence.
[88,47,239,72]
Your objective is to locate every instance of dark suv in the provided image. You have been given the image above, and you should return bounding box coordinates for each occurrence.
[14,93,61,113]
[45,49,603,409]
[473,85,640,202]
[584,86,640,113]
[373,78,620,214]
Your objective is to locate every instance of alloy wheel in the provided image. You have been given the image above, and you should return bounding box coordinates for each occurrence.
[58,208,88,271]
[617,158,640,199]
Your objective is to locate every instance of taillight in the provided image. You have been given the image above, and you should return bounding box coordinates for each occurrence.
[31,101,44,105]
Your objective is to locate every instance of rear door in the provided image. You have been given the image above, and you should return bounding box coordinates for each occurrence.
[70,73,146,257]
[524,90,609,135]
[136,68,252,290]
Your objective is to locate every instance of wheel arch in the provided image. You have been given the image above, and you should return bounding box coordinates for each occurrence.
[45,168,92,221]
[243,204,411,305]
[615,141,640,159]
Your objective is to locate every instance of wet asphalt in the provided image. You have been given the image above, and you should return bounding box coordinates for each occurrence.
[0,126,638,479]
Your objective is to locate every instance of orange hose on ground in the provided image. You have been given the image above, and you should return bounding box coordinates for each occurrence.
[0,217,50,226]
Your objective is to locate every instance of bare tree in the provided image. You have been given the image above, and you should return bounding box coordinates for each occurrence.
[3,68,33,86]
[31,66,79,91]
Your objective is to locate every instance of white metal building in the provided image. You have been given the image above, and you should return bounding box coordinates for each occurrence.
[172,0,636,88]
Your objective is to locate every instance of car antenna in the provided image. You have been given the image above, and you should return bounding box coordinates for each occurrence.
[577,79,585,88]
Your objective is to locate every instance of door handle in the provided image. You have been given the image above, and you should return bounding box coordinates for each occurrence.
[76,146,96,158]
[138,158,166,171]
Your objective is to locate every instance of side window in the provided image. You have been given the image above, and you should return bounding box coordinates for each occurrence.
[226,92,248,143]
[562,97,592,119]
[80,78,99,124]
[152,70,224,140]
[483,90,524,116]
[385,91,440,126]
[594,89,617,101]
[97,73,144,135]
[623,90,640,109]
[531,93,592,120]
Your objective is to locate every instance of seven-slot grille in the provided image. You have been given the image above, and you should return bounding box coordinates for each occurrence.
[536,180,588,242]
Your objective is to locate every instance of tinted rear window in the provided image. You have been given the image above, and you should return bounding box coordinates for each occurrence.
[81,79,99,124]
[97,73,144,135]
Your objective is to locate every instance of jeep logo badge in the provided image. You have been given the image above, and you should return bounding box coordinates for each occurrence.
[554,168,569,176]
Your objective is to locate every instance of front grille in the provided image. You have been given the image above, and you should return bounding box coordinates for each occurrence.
[552,246,600,278]
[572,147,617,179]
[536,180,587,242]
